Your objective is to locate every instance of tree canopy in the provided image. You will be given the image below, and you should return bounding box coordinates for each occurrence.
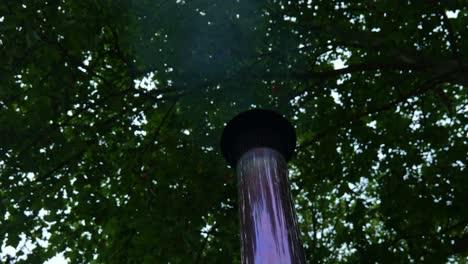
[0,0,467,263]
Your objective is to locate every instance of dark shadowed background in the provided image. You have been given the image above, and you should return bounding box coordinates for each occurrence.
[0,1,467,263]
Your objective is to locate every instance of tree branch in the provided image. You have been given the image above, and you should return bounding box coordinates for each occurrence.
[443,219,468,234]
[296,21,468,86]
[298,72,451,149]
[36,149,86,182]
[292,61,421,81]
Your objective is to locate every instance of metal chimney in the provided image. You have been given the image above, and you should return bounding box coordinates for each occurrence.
[221,109,306,264]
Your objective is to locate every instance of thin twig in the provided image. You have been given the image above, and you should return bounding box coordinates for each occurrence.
[195,223,220,264]
[441,11,460,60]
[140,96,180,159]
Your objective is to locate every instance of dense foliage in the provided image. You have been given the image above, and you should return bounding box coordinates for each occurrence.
[1,0,467,263]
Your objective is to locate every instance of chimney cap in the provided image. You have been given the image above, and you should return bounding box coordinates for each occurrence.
[221,109,296,167]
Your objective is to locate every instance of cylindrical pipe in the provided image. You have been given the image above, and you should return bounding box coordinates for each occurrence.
[237,147,306,264]
[221,109,306,264]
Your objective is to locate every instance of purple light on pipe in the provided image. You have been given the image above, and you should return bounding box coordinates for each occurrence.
[238,148,305,264]
[221,109,306,264]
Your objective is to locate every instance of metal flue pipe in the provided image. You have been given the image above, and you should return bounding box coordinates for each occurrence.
[221,109,306,264]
